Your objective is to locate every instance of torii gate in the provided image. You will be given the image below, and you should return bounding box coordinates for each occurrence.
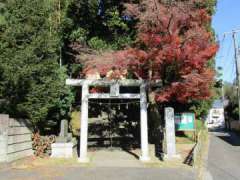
[66,79,150,163]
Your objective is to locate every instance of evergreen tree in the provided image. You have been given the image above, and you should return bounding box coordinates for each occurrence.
[61,0,136,71]
[0,0,73,132]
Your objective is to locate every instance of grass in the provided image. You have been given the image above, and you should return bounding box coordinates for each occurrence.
[176,131,196,144]
[176,136,195,144]
[144,159,192,169]
[175,119,206,144]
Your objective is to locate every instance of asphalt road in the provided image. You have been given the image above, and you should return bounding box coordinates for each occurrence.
[0,166,196,180]
[206,130,240,180]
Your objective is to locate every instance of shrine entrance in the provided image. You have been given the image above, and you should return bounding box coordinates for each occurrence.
[87,98,141,150]
[66,79,150,163]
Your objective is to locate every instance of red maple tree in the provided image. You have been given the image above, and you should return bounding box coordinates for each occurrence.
[84,0,218,103]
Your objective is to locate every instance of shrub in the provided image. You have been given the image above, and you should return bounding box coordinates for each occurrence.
[88,37,109,50]
[32,132,56,157]
[69,28,88,43]
[70,111,81,136]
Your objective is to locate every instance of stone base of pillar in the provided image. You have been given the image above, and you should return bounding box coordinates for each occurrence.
[163,154,181,161]
[78,157,90,163]
[51,143,74,158]
[139,155,151,162]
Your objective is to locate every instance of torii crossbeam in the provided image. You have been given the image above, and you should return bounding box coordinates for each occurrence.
[66,79,151,163]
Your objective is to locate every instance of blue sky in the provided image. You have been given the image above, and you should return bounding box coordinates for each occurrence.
[212,0,240,83]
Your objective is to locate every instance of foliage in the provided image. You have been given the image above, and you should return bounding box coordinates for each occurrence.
[105,7,129,32]
[69,27,88,43]
[0,2,5,25]
[85,0,218,105]
[189,99,214,118]
[127,0,217,103]
[32,132,56,157]
[0,0,73,132]
[194,0,217,15]
[189,66,222,119]
[224,82,239,120]
[0,0,219,135]
[70,110,81,136]
[196,119,206,131]
[62,0,136,66]
[88,37,109,50]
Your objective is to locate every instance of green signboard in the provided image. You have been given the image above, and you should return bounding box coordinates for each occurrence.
[175,113,195,131]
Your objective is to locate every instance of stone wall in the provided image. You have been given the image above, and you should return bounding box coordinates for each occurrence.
[0,114,33,162]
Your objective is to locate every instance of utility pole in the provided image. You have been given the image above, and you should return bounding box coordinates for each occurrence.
[224,29,240,122]
[218,66,225,104]
[221,77,225,104]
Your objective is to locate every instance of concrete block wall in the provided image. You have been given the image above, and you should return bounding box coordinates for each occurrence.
[0,114,33,162]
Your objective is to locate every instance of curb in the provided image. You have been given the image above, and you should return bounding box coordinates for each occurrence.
[197,131,211,180]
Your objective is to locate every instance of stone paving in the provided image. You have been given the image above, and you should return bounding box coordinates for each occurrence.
[89,149,143,167]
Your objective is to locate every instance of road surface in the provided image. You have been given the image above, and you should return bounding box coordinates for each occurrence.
[206,129,240,180]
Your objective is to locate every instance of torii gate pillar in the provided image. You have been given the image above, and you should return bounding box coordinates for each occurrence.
[79,81,89,163]
[139,83,150,161]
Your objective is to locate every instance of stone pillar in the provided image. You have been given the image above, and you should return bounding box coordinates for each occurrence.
[78,82,89,163]
[139,83,150,162]
[164,107,179,160]
[0,114,9,162]
[59,119,68,138]
[110,82,120,97]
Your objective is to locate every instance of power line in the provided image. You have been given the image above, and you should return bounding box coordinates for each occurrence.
[222,38,233,75]
[216,34,226,59]
[228,54,236,81]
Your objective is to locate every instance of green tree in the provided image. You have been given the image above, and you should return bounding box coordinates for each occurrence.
[62,0,136,70]
[224,82,238,120]
[0,0,73,133]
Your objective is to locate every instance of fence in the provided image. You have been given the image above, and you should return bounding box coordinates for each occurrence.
[0,114,33,162]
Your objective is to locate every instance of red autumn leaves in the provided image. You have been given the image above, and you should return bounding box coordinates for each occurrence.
[84,0,219,103]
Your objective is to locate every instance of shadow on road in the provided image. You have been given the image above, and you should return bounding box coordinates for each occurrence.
[217,135,240,146]
[218,135,240,146]
[209,127,240,146]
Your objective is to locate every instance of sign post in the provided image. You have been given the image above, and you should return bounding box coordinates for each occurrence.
[175,112,196,141]
[175,113,195,131]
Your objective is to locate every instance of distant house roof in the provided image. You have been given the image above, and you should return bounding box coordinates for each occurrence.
[212,100,224,109]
